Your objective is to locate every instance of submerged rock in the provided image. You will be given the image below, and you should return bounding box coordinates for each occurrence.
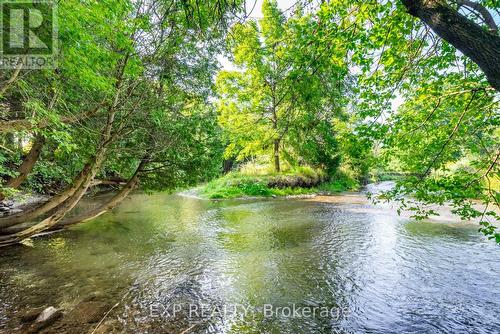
[35,307,60,323]
[65,301,110,324]
[21,306,62,333]
[19,307,45,323]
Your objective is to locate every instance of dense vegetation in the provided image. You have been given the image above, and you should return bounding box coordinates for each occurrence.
[0,0,499,246]
[199,163,360,199]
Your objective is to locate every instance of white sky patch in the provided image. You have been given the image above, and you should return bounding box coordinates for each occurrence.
[244,0,294,19]
[391,95,404,111]
[218,54,235,71]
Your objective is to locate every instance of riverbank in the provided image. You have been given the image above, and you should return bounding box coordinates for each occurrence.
[197,168,360,199]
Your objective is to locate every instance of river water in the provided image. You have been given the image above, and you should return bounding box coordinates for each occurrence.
[0,186,499,333]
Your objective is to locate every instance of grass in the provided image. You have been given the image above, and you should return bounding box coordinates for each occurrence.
[316,174,360,193]
[199,164,360,199]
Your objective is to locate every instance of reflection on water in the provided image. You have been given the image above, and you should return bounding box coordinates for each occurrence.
[0,191,499,333]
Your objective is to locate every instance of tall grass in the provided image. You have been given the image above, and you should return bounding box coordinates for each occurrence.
[199,162,358,199]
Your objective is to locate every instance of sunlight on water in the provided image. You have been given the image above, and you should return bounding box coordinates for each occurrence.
[0,192,499,333]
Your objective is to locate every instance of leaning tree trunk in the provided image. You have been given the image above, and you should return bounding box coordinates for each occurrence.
[0,91,57,200]
[56,174,138,227]
[0,157,148,236]
[0,135,45,201]
[0,109,118,232]
[0,56,25,97]
[0,148,108,246]
[0,60,126,229]
[0,53,128,246]
[401,0,500,92]
[0,183,91,246]
[57,157,148,228]
[0,95,123,244]
[0,160,95,228]
[0,107,119,229]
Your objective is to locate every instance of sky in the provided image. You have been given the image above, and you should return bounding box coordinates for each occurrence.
[220,0,405,110]
[244,0,296,19]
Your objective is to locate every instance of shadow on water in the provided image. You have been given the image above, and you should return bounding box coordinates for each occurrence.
[0,191,498,333]
[403,220,481,241]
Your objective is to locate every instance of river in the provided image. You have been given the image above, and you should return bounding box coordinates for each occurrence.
[0,185,499,333]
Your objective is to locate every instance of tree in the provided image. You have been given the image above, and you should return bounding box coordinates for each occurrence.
[217,0,349,173]
[294,0,499,241]
[401,0,500,91]
[0,0,243,246]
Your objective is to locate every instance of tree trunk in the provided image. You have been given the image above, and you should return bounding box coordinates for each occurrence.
[274,139,280,173]
[0,182,91,246]
[57,157,148,228]
[0,106,119,228]
[401,0,500,92]
[0,98,123,242]
[223,158,234,174]
[0,53,128,245]
[0,157,148,235]
[0,160,95,228]
[0,150,107,246]
[57,175,138,228]
[0,135,45,201]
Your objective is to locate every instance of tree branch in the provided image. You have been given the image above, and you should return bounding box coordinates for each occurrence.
[422,89,478,177]
[402,0,500,91]
[455,0,498,33]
